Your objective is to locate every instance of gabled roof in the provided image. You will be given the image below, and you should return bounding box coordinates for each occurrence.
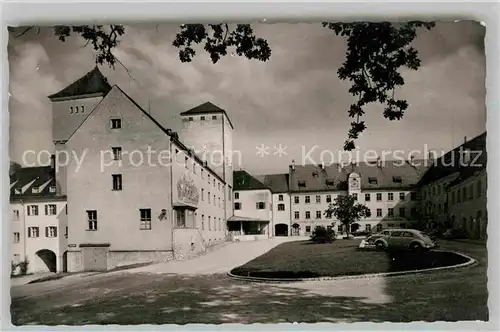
[180,101,234,129]
[9,166,63,202]
[419,132,487,186]
[48,66,112,100]
[233,170,269,191]
[258,173,290,193]
[289,160,429,192]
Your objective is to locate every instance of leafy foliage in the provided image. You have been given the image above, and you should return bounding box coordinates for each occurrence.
[310,225,336,244]
[11,21,434,150]
[325,194,370,236]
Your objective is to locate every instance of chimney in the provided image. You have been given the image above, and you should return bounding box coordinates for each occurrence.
[320,162,325,170]
[464,136,468,144]
[409,155,415,165]
[428,151,435,161]
[290,159,295,171]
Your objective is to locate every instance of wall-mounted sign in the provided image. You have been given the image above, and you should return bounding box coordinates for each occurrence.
[177,174,200,206]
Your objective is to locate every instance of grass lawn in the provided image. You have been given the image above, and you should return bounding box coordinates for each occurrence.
[230,239,470,279]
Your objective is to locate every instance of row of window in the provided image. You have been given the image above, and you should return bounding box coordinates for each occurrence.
[14,204,60,218]
[69,105,86,114]
[13,186,57,195]
[14,226,65,240]
[450,180,483,205]
[198,214,225,232]
[200,188,224,209]
[293,207,417,220]
[187,115,219,121]
[233,202,268,210]
[303,223,405,234]
[291,192,417,204]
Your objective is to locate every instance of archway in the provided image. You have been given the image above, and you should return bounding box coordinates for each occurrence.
[35,249,57,273]
[275,224,289,237]
[291,223,300,236]
[351,223,360,233]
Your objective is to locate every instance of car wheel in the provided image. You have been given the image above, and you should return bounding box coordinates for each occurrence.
[375,241,385,250]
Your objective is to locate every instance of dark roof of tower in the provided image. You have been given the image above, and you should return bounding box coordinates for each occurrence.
[180,102,234,129]
[48,66,112,100]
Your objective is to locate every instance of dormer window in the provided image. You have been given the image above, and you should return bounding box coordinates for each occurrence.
[49,186,56,193]
[392,176,402,184]
[325,179,334,186]
[298,180,306,188]
[188,117,193,121]
[200,116,206,121]
[14,188,22,195]
[212,115,217,120]
[368,177,378,185]
[69,106,74,114]
[312,171,319,177]
[75,106,79,113]
[32,187,40,194]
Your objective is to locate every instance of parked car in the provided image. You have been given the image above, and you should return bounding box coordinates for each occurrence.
[359,228,437,252]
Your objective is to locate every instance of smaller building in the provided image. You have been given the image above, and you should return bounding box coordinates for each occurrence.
[10,166,68,275]
[229,170,273,241]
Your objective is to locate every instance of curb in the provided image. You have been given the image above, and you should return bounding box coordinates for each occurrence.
[227,250,477,284]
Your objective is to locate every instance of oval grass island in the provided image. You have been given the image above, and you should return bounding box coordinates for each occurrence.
[229,239,474,281]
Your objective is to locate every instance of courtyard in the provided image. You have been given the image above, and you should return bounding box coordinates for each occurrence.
[10,239,488,325]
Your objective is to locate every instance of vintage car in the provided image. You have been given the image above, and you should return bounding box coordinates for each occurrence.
[358,229,437,252]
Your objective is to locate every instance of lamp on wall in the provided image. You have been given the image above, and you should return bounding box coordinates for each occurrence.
[158,209,167,221]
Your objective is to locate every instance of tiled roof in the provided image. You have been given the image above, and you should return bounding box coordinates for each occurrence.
[289,160,430,192]
[419,132,487,186]
[233,170,269,191]
[258,173,290,193]
[48,67,112,100]
[180,102,234,129]
[10,166,61,202]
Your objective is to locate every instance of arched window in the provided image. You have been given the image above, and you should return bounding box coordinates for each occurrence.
[277,203,285,211]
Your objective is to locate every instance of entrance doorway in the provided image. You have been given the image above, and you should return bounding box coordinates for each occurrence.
[275,224,289,236]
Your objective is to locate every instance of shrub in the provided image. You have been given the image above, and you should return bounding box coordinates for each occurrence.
[18,260,29,275]
[310,225,336,244]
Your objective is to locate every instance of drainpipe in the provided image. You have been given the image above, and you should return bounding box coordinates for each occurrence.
[169,140,174,253]
[21,199,26,262]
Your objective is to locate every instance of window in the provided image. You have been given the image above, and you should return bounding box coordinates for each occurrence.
[376,208,382,217]
[46,226,57,238]
[45,204,57,216]
[14,188,21,195]
[218,197,221,208]
[212,115,217,120]
[208,192,211,203]
[110,147,122,161]
[388,193,394,201]
[277,204,285,211]
[316,211,322,219]
[399,208,405,218]
[294,211,299,219]
[188,116,193,121]
[326,195,332,203]
[201,169,204,179]
[388,223,395,228]
[278,194,284,201]
[256,202,266,209]
[338,225,343,232]
[352,193,358,201]
[213,179,216,187]
[217,183,220,191]
[140,209,152,230]
[368,177,378,185]
[457,189,461,203]
[28,227,39,238]
[305,196,311,204]
[110,118,122,129]
[377,224,383,232]
[477,179,482,197]
[112,174,122,191]
[87,210,97,231]
[65,205,68,214]
[392,176,402,184]
[65,226,68,238]
[411,208,417,217]
[208,216,211,230]
[32,187,40,194]
[365,193,371,202]
[201,215,205,230]
[49,186,56,193]
[213,194,216,205]
[316,195,321,203]
[234,192,239,200]
[305,211,311,219]
[388,208,394,217]
[468,184,474,200]
[366,209,372,217]
[69,106,74,114]
[462,187,467,202]
[176,210,186,228]
[201,116,206,121]
[306,226,311,233]
[27,205,38,216]
[12,210,19,221]
[298,180,307,187]
[208,174,211,184]
[376,193,382,201]
[399,192,405,201]
[410,192,417,201]
[365,224,371,232]
[201,189,204,201]
[13,232,20,243]
[234,202,241,210]
[294,196,299,204]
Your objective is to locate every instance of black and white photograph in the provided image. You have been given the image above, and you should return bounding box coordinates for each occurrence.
[7,17,489,325]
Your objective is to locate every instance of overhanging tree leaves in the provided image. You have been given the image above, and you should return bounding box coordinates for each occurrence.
[10,21,434,150]
[325,194,370,237]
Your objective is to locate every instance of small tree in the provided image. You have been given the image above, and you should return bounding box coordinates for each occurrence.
[325,194,370,238]
[310,225,336,244]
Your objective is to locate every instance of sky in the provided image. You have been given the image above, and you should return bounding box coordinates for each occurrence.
[8,21,486,175]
